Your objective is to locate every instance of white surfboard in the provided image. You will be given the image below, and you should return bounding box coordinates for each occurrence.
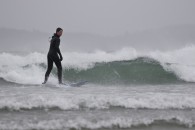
[42,81,88,88]
[67,81,88,87]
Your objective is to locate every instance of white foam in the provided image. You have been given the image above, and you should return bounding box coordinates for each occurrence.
[0,116,194,130]
[0,89,195,110]
[62,47,138,70]
[0,52,58,84]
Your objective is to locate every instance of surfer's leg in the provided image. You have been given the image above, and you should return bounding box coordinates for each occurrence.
[43,56,53,84]
[54,59,62,84]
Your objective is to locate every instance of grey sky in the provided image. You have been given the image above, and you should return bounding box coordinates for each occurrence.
[0,0,195,36]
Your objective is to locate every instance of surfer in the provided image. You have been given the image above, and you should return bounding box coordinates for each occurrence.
[42,27,64,84]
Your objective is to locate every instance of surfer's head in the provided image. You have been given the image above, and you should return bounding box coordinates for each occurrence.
[56,27,63,37]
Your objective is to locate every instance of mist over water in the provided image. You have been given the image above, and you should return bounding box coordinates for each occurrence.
[1,25,195,52]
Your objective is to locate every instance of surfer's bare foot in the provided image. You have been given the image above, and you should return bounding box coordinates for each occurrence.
[59,82,66,85]
[42,81,47,84]
[42,76,48,84]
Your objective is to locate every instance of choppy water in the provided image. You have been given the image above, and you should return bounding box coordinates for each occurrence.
[0,46,195,130]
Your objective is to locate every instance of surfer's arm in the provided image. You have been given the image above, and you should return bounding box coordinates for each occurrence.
[57,48,63,60]
[54,39,63,60]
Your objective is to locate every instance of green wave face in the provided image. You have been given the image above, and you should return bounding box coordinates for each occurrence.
[48,57,182,85]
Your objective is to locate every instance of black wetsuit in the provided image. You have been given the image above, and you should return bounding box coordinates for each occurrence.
[44,33,63,83]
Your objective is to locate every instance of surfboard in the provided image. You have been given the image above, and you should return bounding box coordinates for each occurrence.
[69,80,88,87]
[42,81,88,88]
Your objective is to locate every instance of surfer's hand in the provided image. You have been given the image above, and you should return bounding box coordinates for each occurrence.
[60,56,63,61]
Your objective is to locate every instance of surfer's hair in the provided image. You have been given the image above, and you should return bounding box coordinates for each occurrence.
[56,27,63,33]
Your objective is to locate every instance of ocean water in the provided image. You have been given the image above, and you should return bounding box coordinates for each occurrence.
[0,46,195,130]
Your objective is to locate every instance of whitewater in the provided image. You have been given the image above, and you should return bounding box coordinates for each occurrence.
[0,45,195,130]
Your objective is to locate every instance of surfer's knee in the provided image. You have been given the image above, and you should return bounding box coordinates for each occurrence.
[57,66,62,72]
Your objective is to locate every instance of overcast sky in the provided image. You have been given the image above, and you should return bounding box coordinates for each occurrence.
[0,0,195,36]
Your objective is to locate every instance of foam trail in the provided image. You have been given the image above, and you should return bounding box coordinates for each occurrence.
[0,116,194,130]
[0,87,195,110]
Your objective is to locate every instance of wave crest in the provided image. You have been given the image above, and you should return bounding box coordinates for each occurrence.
[0,46,195,84]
